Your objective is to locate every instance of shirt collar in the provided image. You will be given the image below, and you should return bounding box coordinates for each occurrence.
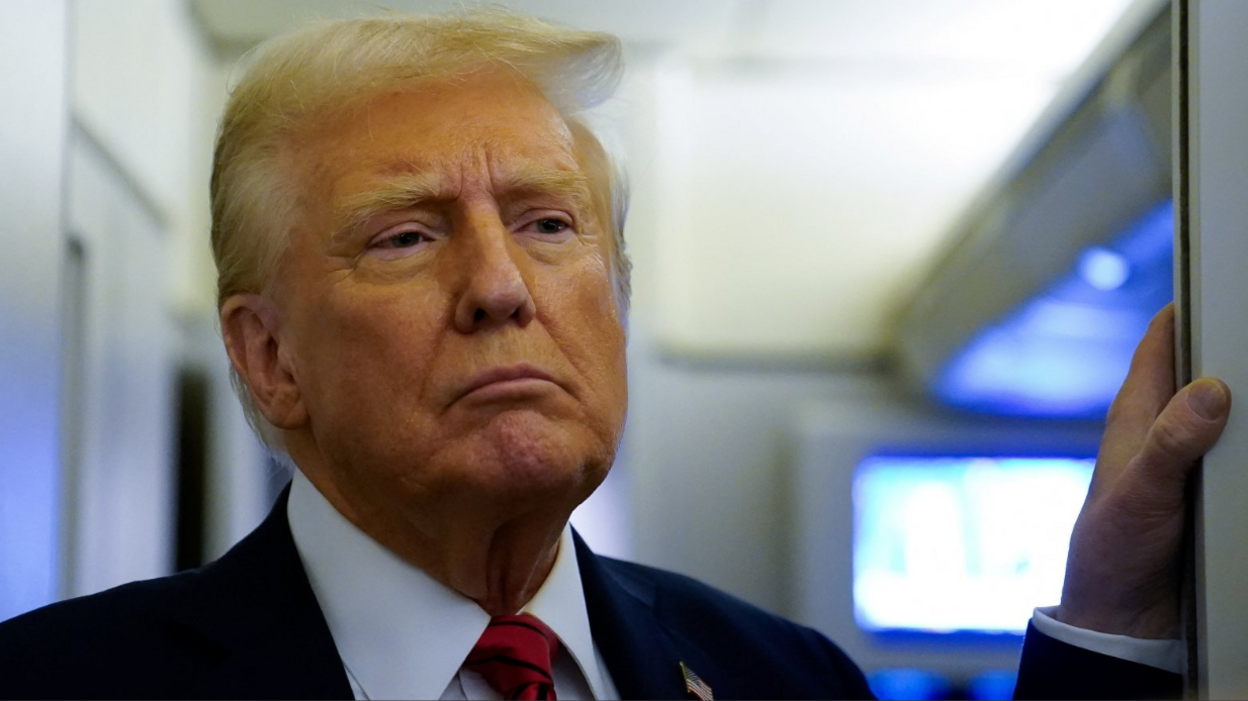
[520,523,610,700]
[286,470,608,700]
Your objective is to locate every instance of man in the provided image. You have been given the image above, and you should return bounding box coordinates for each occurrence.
[0,10,1231,700]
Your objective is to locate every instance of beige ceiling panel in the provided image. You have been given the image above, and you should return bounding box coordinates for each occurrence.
[189,0,744,56]
[749,0,1134,75]
[655,71,1055,359]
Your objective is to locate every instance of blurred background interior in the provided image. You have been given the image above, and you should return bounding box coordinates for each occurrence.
[2,0,1179,698]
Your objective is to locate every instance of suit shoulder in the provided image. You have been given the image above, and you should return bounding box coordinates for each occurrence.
[1,568,198,635]
[597,554,814,634]
[0,569,218,698]
[596,555,871,697]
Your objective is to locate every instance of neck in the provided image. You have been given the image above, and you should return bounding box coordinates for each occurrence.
[295,463,568,616]
[448,519,565,616]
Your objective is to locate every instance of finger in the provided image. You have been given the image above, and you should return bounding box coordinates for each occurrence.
[1126,377,1231,497]
[1097,305,1179,480]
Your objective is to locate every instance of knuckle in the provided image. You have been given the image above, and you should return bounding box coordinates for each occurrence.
[1111,471,1182,518]
[1146,415,1195,463]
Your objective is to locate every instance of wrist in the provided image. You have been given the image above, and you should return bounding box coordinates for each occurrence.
[1053,601,1179,640]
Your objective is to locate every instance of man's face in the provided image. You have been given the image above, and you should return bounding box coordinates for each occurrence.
[273,71,628,531]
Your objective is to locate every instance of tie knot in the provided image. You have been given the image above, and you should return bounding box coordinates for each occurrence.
[466,614,560,700]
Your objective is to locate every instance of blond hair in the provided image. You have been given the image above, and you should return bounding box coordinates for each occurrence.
[210,9,631,454]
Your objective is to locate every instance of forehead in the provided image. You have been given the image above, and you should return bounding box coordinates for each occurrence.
[304,71,581,191]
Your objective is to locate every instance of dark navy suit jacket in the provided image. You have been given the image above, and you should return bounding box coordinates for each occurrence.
[0,489,1179,700]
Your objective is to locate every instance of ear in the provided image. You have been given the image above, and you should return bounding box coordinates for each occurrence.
[220,294,308,430]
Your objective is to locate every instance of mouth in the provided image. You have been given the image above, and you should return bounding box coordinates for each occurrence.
[456,364,563,404]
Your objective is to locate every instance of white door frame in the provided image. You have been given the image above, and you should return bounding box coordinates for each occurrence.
[1177,0,1248,697]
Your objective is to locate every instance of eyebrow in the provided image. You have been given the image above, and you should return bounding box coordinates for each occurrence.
[331,164,594,243]
[332,172,446,243]
[505,165,593,207]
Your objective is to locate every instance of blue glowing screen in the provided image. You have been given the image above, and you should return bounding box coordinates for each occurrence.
[853,455,1093,635]
[936,200,1174,418]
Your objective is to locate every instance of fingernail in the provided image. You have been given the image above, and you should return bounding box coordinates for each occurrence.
[1188,380,1229,420]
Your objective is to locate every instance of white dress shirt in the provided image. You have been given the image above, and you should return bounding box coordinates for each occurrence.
[288,470,1181,694]
[287,471,620,700]
[1030,606,1185,673]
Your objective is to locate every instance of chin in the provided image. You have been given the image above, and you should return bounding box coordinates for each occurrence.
[456,410,614,502]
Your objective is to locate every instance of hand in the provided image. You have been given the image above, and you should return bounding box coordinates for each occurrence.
[1056,304,1231,639]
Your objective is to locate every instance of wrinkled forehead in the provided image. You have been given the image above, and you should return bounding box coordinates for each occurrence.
[304,69,579,173]
[279,72,591,237]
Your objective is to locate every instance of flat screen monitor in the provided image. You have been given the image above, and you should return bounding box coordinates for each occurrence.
[853,454,1094,636]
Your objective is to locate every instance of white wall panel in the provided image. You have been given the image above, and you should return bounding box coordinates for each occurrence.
[73,0,221,317]
[0,0,69,622]
[63,129,178,596]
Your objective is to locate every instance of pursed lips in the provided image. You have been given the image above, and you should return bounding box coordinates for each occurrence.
[455,364,565,404]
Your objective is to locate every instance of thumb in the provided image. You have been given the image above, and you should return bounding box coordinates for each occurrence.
[1129,377,1231,492]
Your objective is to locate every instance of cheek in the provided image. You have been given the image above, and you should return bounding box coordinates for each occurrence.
[590,291,628,396]
[541,261,629,423]
[296,283,450,423]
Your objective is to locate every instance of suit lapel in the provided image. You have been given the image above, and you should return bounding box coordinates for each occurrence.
[170,486,355,699]
[164,496,719,699]
[574,532,719,700]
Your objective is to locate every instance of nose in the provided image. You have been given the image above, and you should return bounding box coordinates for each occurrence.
[452,214,537,333]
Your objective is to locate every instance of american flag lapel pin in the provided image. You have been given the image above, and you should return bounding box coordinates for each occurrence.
[680,661,714,701]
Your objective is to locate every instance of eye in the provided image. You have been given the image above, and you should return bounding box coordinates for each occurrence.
[366,225,435,259]
[533,218,569,235]
[382,230,425,248]
[518,214,575,240]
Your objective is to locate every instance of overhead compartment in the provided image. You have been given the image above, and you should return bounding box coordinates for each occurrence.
[892,5,1173,417]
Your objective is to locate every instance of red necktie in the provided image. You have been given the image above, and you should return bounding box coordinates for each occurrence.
[465,614,560,700]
